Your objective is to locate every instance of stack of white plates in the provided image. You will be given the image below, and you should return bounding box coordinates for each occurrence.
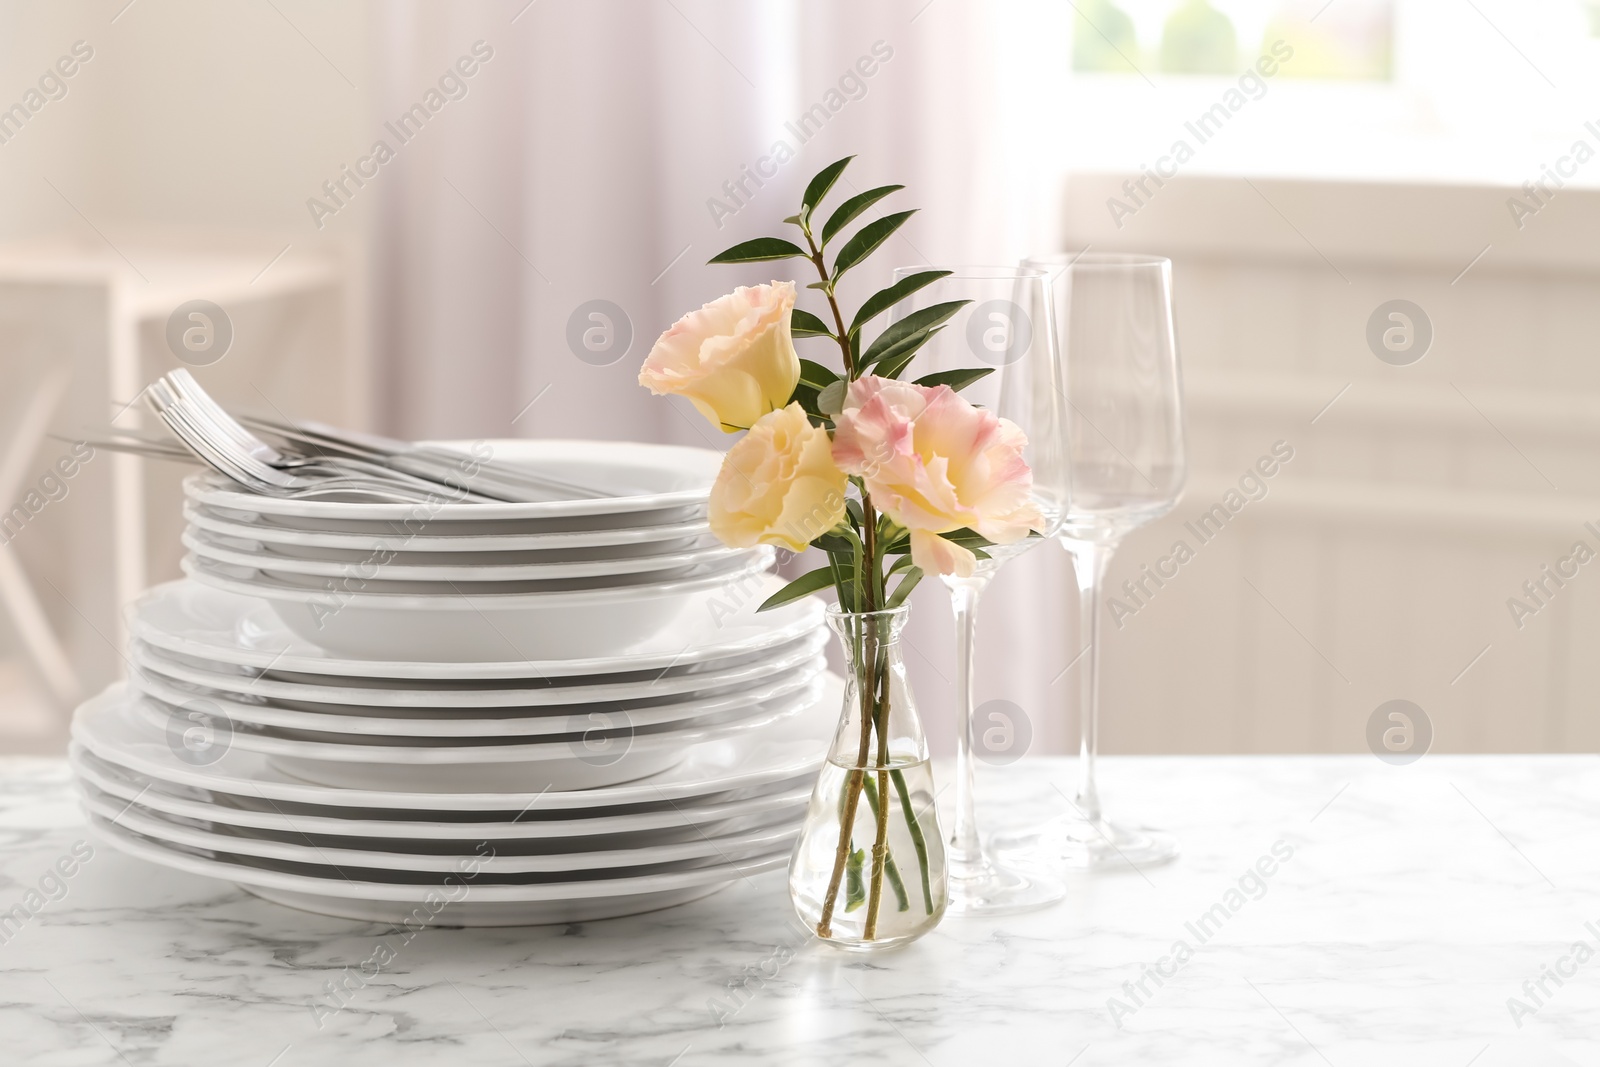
[72,439,840,925]
[179,439,772,661]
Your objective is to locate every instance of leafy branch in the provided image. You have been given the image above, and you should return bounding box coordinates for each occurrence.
[708,155,1002,943]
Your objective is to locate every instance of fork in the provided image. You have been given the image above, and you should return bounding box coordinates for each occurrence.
[166,370,605,502]
[146,380,450,503]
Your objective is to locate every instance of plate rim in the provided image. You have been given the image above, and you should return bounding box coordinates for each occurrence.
[88,811,790,902]
[183,439,723,521]
[72,745,814,838]
[70,677,840,810]
[79,782,802,873]
[127,630,828,707]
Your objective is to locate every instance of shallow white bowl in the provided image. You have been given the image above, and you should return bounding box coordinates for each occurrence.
[128,579,825,681]
[183,551,776,661]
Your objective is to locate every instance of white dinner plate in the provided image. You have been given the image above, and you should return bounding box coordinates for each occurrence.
[71,676,840,807]
[89,813,787,926]
[183,527,748,583]
[128,661,823,737]
[137,675,822,758]
[183,551,776,661]
[73,745,813,840]
[80,784,801,874]
[126,675,824,792]
[191,547,761,596]
[183,439,722,522]
[128,579,824,680]
[129,632,828,708]
[184,501,714,553]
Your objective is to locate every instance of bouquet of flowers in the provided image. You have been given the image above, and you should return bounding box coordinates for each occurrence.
[640,156,1042,943]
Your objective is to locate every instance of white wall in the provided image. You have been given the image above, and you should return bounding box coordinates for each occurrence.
[1065,172,1600,753]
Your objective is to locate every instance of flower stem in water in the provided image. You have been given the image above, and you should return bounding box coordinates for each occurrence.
[890,767,933,914]
[861,775,909,912]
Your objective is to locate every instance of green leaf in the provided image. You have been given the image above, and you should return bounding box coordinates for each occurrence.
[887,553,918,577]
[813,531,854,555]
[860,300,968,368]
[790,308,833,338]
[817,380,846,417]
[914,367,995,393]
[821,184,904,246]
[941,527,996,548]
[845,497,864,528]
[832,210,917,280]
[788,383,820,418]
[806,281,830,291]
[758,567,834,612]
[802,156,855,216]
[708,237,807,264]
[844,845,866,911]
[798,359,840,389]
[849,270,951,337]
[886,566,924,609]
[875,326,950,381]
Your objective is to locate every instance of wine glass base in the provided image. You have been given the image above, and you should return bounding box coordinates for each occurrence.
[945,854,1064,916]
[991,817,1178,871]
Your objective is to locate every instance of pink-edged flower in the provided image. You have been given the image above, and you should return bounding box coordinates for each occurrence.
[832,375,1043,577]
[638,281,800,432]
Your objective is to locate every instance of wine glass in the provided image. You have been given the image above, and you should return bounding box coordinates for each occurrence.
[889,265,1070,913]
[998,253,1186,869]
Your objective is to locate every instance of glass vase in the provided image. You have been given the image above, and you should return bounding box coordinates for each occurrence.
[789,605,948,950]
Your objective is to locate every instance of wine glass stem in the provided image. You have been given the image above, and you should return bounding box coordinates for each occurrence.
[947,576,989,871]
[1064,537,1115,825]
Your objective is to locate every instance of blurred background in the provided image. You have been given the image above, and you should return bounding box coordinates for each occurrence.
[1,0,1596,759]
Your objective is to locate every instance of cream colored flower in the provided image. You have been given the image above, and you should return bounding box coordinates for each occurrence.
[709,403,847,552]
[832,375,1043,578]
[639,282,801,432]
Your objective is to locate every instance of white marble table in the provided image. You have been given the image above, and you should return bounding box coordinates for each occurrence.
[2,754,1598,1066]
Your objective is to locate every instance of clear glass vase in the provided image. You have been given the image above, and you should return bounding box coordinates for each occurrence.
[789,606,948,950]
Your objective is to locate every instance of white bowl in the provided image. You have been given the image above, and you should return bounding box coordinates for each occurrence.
[183,551,777,661]
[128,579,826,681]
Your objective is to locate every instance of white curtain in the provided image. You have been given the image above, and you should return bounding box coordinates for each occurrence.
[369,0,1080,757]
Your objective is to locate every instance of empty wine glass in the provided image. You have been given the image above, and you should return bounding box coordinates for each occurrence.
[997,253,1186,869]
[890,265,1070,913]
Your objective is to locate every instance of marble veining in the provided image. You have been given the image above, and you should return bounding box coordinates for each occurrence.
[2,755,1598,1065]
